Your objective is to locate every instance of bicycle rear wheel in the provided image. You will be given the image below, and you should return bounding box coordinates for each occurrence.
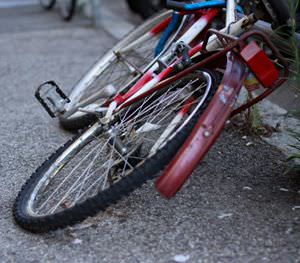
[40,0,56,10]
[59,10,173,131]
[14,70,220,233]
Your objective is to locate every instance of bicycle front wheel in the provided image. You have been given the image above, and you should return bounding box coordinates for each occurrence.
[14,70,220,233]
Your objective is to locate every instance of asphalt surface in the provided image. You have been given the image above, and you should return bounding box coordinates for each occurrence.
[1,3,300,263]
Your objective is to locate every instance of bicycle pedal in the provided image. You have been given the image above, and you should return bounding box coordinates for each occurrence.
[35,81,70,118]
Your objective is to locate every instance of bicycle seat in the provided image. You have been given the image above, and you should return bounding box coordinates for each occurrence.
[262,0,291,26]
[240,0,291,28]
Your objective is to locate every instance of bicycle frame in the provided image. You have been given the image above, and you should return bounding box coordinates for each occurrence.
[85,0,287,199]
[21,0,292,233]
[102,0,247,120]
[48,0,287,197]
[63,0,245,119]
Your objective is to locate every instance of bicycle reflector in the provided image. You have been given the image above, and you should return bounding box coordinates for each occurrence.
[240,41,280,88]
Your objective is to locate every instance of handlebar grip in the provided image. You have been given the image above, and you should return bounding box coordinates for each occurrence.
[166,0,227,11]
[166,0,186,11]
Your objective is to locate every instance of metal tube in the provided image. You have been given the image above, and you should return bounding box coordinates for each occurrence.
[226,0,236,26]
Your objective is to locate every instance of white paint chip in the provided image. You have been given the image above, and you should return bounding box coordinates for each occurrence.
[173,254,190,263]
[72,238,83,245]
[279,188,289,192]
[218,213,233,219]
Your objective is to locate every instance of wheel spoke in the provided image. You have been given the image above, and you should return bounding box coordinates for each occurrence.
[38,133,111,214]
[28,71,213,217]
[76,35,161,106]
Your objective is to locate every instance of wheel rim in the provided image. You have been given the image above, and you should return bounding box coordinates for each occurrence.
[63,12,173,120]
[26,72,212,217]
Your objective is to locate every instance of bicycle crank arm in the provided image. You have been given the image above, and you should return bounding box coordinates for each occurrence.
[156,53,247,199]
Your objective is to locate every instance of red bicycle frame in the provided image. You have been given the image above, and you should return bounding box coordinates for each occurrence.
[110,9,220,109]
[107,11,289,200]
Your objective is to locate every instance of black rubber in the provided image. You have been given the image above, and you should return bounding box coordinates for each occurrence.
[60,0,76,21]
[13,70,221,233]
[266,0,291,25]
[126,0,165,19]
[296,10,300,32]
[59,113,97,132]
[40,0,56,10]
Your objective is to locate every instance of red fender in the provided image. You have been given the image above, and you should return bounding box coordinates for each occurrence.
[156,53,248,199]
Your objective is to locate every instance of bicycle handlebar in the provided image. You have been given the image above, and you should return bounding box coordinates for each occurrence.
[166,0,227,11]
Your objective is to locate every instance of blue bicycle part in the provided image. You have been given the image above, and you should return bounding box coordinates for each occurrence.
[166,0,227,11]
[166,0,244,13]
[155,12,181,57]
[156,1,244,55]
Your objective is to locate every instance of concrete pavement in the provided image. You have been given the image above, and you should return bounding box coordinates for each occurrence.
[0,3,300,263]
[0,0,38,8]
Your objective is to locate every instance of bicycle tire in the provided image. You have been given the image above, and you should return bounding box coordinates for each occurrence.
[59,10,173,131]
[13,70,220,233]
[40,0,56,10]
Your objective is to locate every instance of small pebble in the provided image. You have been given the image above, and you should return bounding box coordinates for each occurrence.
[71,223,93,231]
[173,254,190,263]
[72,238,83,245]
[242,136,247,140]
[218,213,233,219]
[279,188,289,192]
[246,142,253,147]
[243,186,252,191]
[292,206,300,211]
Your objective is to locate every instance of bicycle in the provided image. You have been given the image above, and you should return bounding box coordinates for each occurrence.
[14,0,291,232]
[40,0,77,21]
